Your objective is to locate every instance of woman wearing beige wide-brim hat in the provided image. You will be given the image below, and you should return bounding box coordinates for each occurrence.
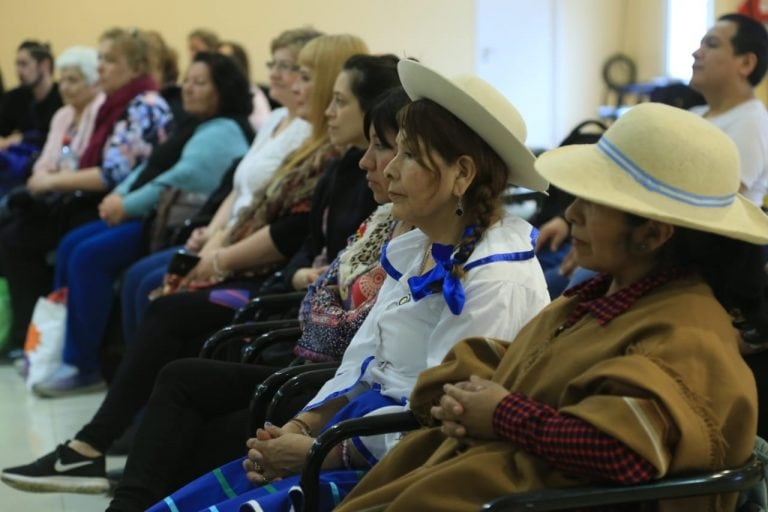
[336,102,768,512]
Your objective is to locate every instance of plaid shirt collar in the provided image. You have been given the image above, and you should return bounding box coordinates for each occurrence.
[561,267,686,328]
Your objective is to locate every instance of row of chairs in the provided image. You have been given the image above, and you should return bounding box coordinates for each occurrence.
[196,292,768,512]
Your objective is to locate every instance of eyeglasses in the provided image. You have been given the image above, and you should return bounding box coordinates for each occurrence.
[266,60,299,73]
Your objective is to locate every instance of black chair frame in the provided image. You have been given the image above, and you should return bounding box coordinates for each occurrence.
[297,411,765,512]
[232,291,306,324]
[248,362,339,433]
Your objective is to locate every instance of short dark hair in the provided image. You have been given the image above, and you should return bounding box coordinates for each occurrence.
[18,40,54,69]
[343,54,401,114]
[192,51,253,117]
[719,13,768,86]
[363,86,410,148]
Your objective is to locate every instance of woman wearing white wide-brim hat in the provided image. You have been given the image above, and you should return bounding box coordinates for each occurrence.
[132,60,552,512]
[336,102,768,512]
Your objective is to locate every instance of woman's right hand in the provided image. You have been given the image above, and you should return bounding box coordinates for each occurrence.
[244,424,315,483]
[185,227,209,253]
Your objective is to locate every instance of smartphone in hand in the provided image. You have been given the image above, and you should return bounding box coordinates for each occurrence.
[167,251,201,277]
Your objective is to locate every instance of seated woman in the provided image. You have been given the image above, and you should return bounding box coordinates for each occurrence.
[104,77,410,512]
[146,60,550,512]
[295,87,412,363]
[0,33,369,495]
[32,52,255,397]
[334,102,768,512]
[0,27,173,356]
[118,27,321,342]
[30,46,104,175]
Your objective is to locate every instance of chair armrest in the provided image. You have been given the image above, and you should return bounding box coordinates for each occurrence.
[481,456,764,511]
[198,320,300,360]
[300,411,421,512]
[240,326,303,364]
[265,367,339,421]
[248,362,340,433]
[232,291,307,323]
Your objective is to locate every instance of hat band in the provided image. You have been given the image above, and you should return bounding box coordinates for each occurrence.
[597,137,736,208]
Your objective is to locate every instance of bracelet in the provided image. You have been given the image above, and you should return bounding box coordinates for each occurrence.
[212,250,230,279]
[289,417,312,437]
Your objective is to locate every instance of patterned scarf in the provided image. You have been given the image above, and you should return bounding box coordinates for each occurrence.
[337,203,396,299]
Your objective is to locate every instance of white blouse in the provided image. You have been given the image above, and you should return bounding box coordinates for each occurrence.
[304,212,550,460]
[228,107,311,225]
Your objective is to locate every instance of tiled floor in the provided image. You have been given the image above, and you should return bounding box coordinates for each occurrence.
[0,365,124,511]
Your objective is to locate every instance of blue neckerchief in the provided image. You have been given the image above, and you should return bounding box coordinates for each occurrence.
[407,241,465,315]
[381,226,539,316]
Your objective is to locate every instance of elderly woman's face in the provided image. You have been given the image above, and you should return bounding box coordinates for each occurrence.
[58,67,96,110]
[182,61,220,118]
[97,39,139,94]
[267,47,300,111]
[565,197,640,275]
[384,130,463,226]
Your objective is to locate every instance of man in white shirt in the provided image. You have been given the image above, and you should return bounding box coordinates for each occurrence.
[690,13,768,206]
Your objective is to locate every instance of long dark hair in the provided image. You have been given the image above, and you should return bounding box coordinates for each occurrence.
[629,213,768,338]
[343,54,401,114]
[191,51,253,118]
[363,86,410,148]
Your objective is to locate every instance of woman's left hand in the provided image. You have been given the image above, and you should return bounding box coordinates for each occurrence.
[98,194,126,226]
[430,375,508,441]
[244,424,314,483]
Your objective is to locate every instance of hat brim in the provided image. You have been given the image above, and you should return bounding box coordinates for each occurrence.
[536,143,768,245]
[398,60,547,192]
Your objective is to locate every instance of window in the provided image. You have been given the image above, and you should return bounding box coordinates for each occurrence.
[665,0,714,80]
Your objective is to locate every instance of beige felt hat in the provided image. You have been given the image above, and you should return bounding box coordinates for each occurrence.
[397,60,548,192]
[535,102,768,245]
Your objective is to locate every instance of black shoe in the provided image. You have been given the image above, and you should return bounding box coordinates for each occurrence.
[1,442,109,494]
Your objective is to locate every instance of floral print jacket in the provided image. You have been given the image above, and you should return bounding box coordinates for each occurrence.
[100,91,173,188]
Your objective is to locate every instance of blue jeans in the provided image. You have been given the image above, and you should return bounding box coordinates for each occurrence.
[120,246,180,343]
[55,220,145,372]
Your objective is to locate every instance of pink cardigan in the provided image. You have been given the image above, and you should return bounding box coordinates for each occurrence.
[33,92,105,173]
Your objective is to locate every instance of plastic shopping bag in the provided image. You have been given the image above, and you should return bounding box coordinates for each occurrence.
[23,288,67,390]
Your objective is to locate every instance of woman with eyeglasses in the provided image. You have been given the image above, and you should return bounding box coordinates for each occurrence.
[0,33,368,499]
[119,27,321,342]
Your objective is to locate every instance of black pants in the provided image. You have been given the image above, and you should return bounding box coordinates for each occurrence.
[106,358,315,512]
[73,279,263,453]
[0,192,100,348]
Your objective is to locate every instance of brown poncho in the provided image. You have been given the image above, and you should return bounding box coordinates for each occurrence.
[337,275,756,512]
